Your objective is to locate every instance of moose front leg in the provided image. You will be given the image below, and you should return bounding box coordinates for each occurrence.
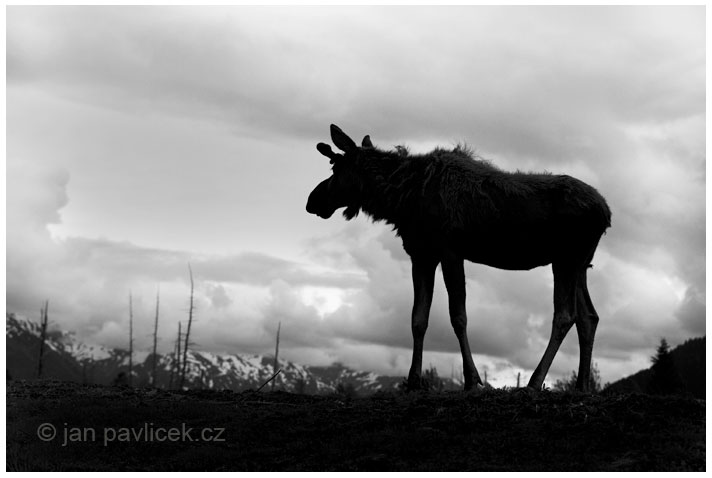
[441,250,482,390]
[407,256,438,391]
[528,264,577,390]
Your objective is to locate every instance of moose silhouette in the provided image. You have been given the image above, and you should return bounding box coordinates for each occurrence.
[307,125,611,391]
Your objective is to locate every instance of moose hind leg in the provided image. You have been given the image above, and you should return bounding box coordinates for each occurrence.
[407,256,437,391]
[574,271,599,392]
[528,264,577,390]
[441,252,482,390]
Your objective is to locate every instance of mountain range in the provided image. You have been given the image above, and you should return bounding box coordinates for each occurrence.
[8,313,703,397]
[5,313,462,394]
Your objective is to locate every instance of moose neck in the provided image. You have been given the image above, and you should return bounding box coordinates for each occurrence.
[356,150,424,227]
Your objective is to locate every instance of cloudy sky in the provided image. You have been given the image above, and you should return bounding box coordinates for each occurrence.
[6,6,705,387]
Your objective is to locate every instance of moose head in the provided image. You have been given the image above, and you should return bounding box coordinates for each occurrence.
[306,124,374,220]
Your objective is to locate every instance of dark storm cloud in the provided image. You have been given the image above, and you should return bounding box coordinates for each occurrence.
[9,7,701,147]
[7,6,335,139]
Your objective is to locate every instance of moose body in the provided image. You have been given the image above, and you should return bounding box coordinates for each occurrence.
[307,125,611,391]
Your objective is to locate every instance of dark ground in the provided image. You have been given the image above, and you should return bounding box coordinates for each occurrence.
[6,380,705,471]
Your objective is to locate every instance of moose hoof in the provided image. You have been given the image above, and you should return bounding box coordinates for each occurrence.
[405,376,423,392]
[463,378,484,392]
[515,386,539,397]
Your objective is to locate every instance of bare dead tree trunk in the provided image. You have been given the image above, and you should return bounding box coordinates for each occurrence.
[271,321,281,391]
[180,265,194,390]
[152,287,160,387]
[517,372,521,388]
[169,322,181,390]
[128,292,134,387]
[258,368,282,392]
[37,300,48,379]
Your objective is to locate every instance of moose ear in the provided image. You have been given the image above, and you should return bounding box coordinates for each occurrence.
[361,135,374,149]
[330,124,357,153]
[316,142,342,164]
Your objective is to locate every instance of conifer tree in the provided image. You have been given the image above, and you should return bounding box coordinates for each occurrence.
[648,338,685,395]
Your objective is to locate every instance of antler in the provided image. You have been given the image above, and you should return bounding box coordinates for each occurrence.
[316,143,343,164]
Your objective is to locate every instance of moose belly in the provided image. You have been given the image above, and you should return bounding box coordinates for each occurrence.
[457,228,557,271]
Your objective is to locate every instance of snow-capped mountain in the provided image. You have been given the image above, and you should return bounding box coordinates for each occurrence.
[6,313,461,393]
